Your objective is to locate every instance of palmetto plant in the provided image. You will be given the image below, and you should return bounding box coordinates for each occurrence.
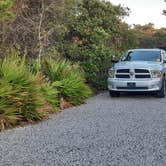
[0,56,43,130]
[0,55,92,130]
[42,58,92,105]
[37,74,59,111]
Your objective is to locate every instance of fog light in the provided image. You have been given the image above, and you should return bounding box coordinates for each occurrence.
[151,85,158,89]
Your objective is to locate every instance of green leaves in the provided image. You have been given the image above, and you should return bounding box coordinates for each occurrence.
[0,0,142,92]
[61,0,135,89]
[0,55,43,129]
[40,82,58,110]
[0,0,15,21]
[42,58,92,105]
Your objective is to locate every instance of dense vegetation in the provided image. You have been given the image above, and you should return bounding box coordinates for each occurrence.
[0,0,165,130]
[134,23,166,48]
[0,54,92,130]
[0,0,139,89]
[1,0,165,89]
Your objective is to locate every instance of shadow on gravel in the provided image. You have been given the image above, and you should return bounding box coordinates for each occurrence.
[110,92,161,99]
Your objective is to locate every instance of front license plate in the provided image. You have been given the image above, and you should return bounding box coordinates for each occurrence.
[127,82,136,88]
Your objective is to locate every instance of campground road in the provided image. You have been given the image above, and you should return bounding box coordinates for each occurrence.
[0,92,166,166]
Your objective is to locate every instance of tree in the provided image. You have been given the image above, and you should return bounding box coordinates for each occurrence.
[0,0,79,58]
[133,23,166,48]
[61,0,134,89]
[0,0,139,89]
[0,0,15,55]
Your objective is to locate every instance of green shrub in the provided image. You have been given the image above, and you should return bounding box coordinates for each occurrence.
[41,58,78,81]
[40,82,59,111]
[53,73,92,105]
[0,56,43,128]
[41,58,92,105]
[63,42,114,90]
[0,55,92,130]
[30,59,41,74]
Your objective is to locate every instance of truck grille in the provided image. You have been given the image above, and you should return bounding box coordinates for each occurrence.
[135,75,151,79]
[117,69,130,73]
[115,69,151,79]
[135,69,149,73]
[116,75,130,78]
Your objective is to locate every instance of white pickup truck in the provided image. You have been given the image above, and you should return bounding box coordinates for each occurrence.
[108,48,166,98]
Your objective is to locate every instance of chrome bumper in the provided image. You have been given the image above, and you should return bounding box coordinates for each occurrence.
[107,78,162,92]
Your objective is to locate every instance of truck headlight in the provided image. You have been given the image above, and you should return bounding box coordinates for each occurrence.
[152,70,163,78]
[108,69,115,78]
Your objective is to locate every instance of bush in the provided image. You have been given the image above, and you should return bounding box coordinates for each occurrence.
[0,55,92,130]
[80,46,113,90]
[0,56,43,129]
[42,58,92,105]
[34,72,59,112]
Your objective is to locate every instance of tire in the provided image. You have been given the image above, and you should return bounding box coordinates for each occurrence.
[109,90,120,97]
[156,78,166,98]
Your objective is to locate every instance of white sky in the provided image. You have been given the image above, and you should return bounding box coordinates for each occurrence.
[109,0,166,28]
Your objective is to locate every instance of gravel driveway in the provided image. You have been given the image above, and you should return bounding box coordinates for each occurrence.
[0,92,166,166]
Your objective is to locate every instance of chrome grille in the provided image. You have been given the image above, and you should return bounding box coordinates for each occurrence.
[116,69,130,73]
[135,75,151,79]
[116,75,130,78]
[135,69,149,73]
[115,69,151,79]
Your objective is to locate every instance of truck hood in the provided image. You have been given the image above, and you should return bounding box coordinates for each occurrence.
[114,61,162,70]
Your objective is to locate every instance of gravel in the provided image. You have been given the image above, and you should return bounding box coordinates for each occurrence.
[0,92,166,166]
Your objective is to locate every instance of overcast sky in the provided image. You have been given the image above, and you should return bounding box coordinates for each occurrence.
[109,0,166,28]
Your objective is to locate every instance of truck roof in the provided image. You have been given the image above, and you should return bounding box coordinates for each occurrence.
[128,48,162,52]
[157,46,166,51]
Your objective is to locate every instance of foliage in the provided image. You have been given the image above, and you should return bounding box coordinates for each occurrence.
[60,0,136,89]
[0,0,80,58]
[0,51,92,130]
[1,0,164,91]
[0,0,15,21]
[40,83,58,109]
[41,58,92,105]
[0,0,140,89]
[133,23,166,48]
[36,74,59,111]
[0,55,44,129]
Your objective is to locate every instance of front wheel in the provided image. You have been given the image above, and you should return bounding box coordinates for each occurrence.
[109,90,120,97]
[156,78,166,98]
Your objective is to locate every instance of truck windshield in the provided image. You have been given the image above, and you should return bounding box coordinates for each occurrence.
[122,51,161,62]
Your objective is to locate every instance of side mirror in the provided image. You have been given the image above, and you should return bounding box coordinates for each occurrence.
[111,59,119,63]
[111,56,119,63]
